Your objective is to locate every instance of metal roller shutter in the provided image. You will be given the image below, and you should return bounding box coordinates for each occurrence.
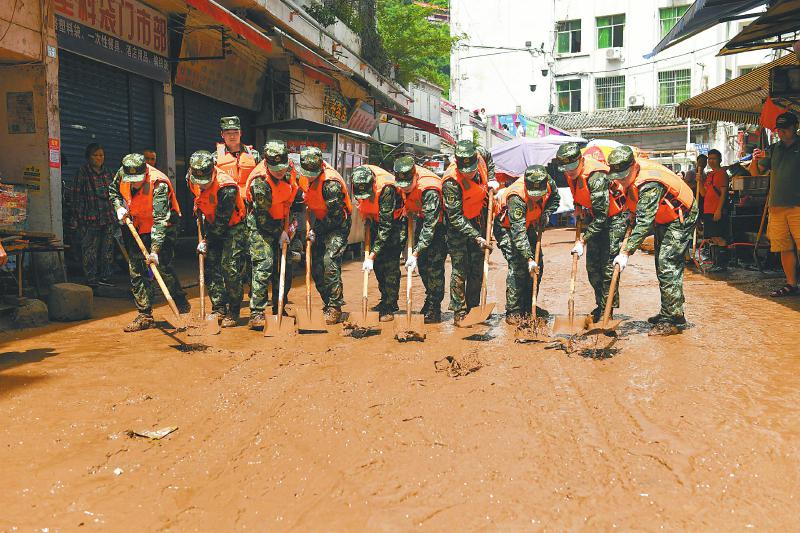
[129,75,157,154]
[58,51,130,188]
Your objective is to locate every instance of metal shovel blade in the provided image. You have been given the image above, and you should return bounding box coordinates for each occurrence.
[583,317,624,337]
[185,314,221,336]
[349,311,381,329]
[457,303,496,328]
[394,313,426,341]
[552,314,591,335]
[294,306,328,333]
[264,314,296,337]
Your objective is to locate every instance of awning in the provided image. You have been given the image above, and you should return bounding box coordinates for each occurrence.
[718,0,800,56]
[645,0,767,59]
[258,118,390,145]
[186,0,272,53]
[302,64,339,89]
[378,106,455,144]
[676,53,799,123]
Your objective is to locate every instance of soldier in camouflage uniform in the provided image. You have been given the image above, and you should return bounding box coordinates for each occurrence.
[298,147,352,324]
[244,141,300,330]
[556,143,629,321]
[442,140,493,325]
[393,155,447,323]
[187,150,248,328]
[493,165,560,324]
[352,165,405,321]
[109,153,189,332]
[607,146,698,336]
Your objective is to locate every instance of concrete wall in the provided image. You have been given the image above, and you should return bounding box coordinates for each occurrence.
[0,0,45,62]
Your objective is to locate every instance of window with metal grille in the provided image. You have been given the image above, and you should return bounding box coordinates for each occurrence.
[595,76,625,109]
[658,69,691,105]
[556,19,581,54]
[659,6,689,38]
[597,14,625,48]
[556,79,581,112]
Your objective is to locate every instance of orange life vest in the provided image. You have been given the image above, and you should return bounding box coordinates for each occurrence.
[567,156,624,218]
[442,155,488,220]
[403,165,443,220]
[624,158,695,225]
[215,142,257,195]
[245,161,299,221]
[299,163,353,220]
[496,177,552,229]
[119,166,181,235]
[355,165,403,222]
[188,168,246,226]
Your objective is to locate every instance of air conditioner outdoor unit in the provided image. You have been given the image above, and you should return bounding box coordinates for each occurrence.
[605,47,623,61]
[628,94,645,108]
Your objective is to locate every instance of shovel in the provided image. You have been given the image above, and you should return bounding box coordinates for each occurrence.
[265,218,296,337]
[196,217,220,335]
[124,218,212,336]
[345,223,381,336]
[395,217,425,342]
[294,212,327,333]
[584,224,632,336]
[458,191,496,328]
[552,220,589,335]
[515,225,550,342]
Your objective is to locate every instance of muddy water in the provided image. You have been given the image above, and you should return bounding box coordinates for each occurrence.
[1,227,799,530]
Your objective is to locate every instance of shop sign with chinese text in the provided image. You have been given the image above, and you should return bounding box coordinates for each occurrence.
[54,0,169,82]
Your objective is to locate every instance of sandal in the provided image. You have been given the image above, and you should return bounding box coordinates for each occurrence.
[770,284,799,297]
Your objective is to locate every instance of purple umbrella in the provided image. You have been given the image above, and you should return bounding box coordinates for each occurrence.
[490,135,587,177]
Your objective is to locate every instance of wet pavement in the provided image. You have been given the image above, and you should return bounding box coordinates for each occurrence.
[1,227,799,530]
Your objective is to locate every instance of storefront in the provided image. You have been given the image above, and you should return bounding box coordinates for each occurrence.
[54,0,170,193]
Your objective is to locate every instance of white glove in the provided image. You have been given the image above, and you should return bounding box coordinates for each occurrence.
[279,231,290,245]
[528,258,538,274]
[197,240,207,255]
[307,229,315,243]
[116,207,128,223]
[362,257,374,271]
[476,237,493,251]
[488,179,501,192]
[405,254,418,272]
[147,252,159,266]
[613,253,628,272]
[570,241,584,258]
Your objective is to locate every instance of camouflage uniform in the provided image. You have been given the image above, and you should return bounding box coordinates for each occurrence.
[493,167,560,317]
[299,148,351,320]
[109,154,187,329]
[475,145,496,182]
[443,141,489,319]
[608,146,699,327]
[556,143,630,314]
[189,150,246,324]
[353,166,405,315]
[247,142,299,320]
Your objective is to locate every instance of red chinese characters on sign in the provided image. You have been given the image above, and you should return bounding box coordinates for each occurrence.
[286,140,329,153]
[55,0,167,56]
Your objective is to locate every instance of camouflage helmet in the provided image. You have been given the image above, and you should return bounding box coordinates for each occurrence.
[393,155,416,187]
[188,150,215,184]
[299,147,324,178]
[454,140,478,173]
[263,141,289,173]
[555,142,582,172]
[121,153,147,183]
[219,116,241,131]
[606,146,636,181]
[351,165,376,200]
[524,165,550,196]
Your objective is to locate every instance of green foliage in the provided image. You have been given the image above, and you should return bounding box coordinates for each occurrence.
[472,128,480,146]
[377,0,459,92]
[304,1,362,31]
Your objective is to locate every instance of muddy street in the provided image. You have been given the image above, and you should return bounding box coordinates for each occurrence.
[1,227,799,530]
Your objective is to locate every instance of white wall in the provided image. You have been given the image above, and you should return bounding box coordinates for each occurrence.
[450,0,554,122]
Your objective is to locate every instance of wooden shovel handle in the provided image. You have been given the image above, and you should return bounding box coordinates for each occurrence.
[305,210,313,319]
[273,216,290,333]
[531,224,543,316]
[363,223,371,321]
[406,216,414,325]
[124,218,180,320]
[567,219,582,321]
[479,191,495,308]
[196,217,206,319]
[600,224,633,328]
